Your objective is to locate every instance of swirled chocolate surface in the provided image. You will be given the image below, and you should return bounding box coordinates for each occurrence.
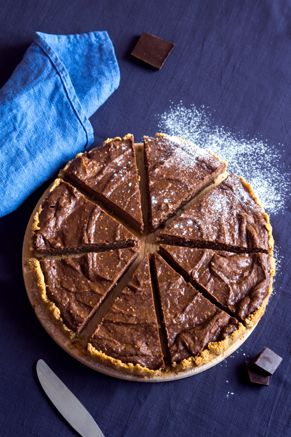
[144,134,227,230]
[39,248,137,331]
[90,258,164,370]
[63,134,143,231]
[152,254,239,364]
[34,180,137,253]
[160,245,271,320]
[160,174,269,251]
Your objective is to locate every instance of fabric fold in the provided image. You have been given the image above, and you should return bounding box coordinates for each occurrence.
[36,31,120,118]
[0,31,120,217]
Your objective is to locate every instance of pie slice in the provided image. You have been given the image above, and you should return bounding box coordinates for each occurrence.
[32,248,137,332]
[63,134,144,232]
[144,133,227,229]
[152,254,240,365]
[33,179,137,253]
[89,257,164,371]
[160,174,271,251]
[159,245,273,321]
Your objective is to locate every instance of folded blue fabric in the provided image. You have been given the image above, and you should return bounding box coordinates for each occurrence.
[0,31,120,217]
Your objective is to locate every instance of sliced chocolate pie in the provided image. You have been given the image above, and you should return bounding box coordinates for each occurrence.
[25,133,275,378]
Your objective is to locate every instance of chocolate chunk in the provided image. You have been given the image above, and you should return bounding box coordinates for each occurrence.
[254,347,282,375]
[131,33,174,69]
[246,363,270,386]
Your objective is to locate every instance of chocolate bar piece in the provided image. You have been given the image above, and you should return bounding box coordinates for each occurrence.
[131,33,174,69]
[246,363,270,386]
[254,347,282,375]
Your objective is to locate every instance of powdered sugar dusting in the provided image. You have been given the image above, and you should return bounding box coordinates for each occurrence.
[161,134,215,168]
[208,190,231,215]
[273,245,283,275]
[158,103,290,214]
[271,244,284,297]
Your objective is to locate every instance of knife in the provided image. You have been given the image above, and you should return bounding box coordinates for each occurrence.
[36,359,105,437]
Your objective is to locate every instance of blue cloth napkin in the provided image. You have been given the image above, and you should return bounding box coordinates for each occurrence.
[0,31,120,217]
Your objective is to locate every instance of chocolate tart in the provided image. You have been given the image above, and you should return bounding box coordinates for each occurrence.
[23,133,275,381]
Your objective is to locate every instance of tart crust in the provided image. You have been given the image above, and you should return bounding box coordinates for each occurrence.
[30,257,74,338]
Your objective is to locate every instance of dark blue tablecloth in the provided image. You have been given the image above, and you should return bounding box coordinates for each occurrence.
[0,1,290,436]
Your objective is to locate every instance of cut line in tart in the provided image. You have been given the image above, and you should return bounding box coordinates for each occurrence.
[159,174,272,252]
[88,257,164,371]
[31,247,137,332]
[33,179,137,254]
[23,132,275,380]
[159,245,274,322]
[63,134,144,232]
[151,254,242,366]
[144,133,227,230]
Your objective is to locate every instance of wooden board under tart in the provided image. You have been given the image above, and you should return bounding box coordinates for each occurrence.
[22,133,275,381]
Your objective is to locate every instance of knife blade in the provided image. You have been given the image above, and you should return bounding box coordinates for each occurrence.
[36,359,105,437]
